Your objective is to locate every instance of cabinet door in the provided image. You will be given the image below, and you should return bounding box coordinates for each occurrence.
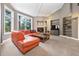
[72,17,78,39]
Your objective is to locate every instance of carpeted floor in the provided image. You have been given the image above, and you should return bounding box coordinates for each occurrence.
[1,35,79,56]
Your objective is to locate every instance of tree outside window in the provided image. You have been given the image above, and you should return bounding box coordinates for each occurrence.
[4,9,11,32]
[19,15,31,30]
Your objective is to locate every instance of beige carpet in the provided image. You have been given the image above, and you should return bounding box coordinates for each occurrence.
[1,35,79,56]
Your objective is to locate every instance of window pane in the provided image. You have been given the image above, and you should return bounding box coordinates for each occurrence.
[25,19,31,30]
[5,9,11,17]
[4,9,11,32]
[5,16,11,32]
[19,18,25,30]
[19,15,31,30]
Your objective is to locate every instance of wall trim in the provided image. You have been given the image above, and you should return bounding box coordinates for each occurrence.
[60,35,79,40]
[0,43,4,46]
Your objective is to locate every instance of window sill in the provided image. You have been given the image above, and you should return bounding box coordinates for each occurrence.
[4,32,11,35]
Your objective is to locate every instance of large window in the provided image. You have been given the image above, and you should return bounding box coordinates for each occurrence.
[4,6,14,34]
[18,15,31,30]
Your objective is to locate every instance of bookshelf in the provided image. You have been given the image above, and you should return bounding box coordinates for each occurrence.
[63,16,72,37]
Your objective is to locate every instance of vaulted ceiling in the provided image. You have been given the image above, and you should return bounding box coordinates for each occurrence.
[11,3,64,17]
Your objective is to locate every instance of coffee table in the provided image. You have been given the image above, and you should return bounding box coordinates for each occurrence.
[30,33,50,42]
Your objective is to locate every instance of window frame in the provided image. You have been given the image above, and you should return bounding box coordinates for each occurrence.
[4,6,14,34]
[17,13,32,30]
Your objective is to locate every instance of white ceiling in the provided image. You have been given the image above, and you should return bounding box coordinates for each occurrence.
[11,3,64,17]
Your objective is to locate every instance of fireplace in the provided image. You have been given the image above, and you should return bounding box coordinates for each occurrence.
[37,27,44,33]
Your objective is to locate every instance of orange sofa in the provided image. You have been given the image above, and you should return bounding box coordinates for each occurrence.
[11,30,40,54]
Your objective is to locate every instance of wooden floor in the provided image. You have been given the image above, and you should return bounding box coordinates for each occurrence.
[1,35,79,56]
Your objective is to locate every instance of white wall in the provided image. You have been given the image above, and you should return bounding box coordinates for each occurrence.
[78,18,79,39]
[72,4,79,39]
[47,18,51,31]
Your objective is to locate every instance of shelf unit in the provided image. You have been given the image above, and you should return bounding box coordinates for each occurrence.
[63,16,72,37]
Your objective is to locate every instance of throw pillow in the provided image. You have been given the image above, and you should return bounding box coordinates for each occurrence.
[24,35,29,40]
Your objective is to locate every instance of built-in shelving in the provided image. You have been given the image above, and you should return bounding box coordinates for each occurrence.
[63,16,72,37]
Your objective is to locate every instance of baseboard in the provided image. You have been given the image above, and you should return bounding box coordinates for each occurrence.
[0,38,10,46]
[60,35,79,40]
[0,40,5,46]
[0,43,4,46]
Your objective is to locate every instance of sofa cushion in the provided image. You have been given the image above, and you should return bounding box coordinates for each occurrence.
[20,30,30,35]
[16,32,24,41]
[24,35,29,40]
[18,36,40,48]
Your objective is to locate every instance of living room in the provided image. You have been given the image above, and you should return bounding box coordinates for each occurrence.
[0,3,79,56]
